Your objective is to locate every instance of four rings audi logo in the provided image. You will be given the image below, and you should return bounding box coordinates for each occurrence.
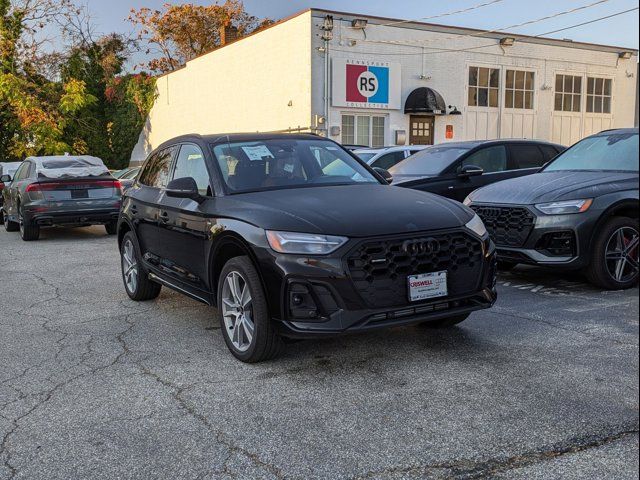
[401,238,440,255]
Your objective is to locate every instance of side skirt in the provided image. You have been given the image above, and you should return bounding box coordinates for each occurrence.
[148,271,215,306]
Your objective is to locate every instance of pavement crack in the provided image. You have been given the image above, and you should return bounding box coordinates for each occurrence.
[137,364,286,479]
[352,425,639,479]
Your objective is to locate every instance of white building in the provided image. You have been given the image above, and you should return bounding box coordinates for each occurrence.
[131,8,638,163]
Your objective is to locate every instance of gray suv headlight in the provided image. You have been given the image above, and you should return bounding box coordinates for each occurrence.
[535,199,593,215]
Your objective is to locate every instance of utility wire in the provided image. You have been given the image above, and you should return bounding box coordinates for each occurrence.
[360,0,506,28]
[340,0,611,49]
[331,1,632,57]
[536,6,638,37]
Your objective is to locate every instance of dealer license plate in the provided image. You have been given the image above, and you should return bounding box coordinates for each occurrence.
[408,271,448,302]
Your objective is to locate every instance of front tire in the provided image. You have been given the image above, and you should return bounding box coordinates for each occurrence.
[217,256,283,363]
[105,221,117,235]
[3,210,19,232]
[497,260,518,271]
[586,216,639,290]
[420,313,471,329]
[120,232,162,301]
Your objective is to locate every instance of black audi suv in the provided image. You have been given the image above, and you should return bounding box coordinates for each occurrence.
[117,134,497,362]
[465,128,638,290]
[389,139,564,202]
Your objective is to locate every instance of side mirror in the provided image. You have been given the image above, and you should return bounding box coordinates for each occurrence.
[458,165,484,178]
[0,174,11,183]
[165,177,205,203]
[373,167,393,184]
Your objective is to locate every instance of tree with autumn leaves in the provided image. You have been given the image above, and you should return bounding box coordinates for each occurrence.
[128,1,273,73]
[0,0,271,167]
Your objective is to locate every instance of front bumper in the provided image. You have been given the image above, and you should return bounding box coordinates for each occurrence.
[471,203,598,269]
[254,230,498,338]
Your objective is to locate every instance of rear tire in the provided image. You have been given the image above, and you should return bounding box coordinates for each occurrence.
[105,221,117,235]
[217,256,283,363]
[120,232,161,301]
[3,210,19,232]
[586,216,639,290]
[420,313,471,329]
[19,210,40,241]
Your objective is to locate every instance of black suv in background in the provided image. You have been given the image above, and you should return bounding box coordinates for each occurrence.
[117,134,497,362]
[466,129,638,290]
[389,139,564,202]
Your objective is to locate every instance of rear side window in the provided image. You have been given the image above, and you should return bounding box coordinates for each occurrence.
[371,151,405,170]
[139,147,176,188]
[13,163,29,181]
[509,144,545,169]
[540,145,561,161]
[172,144,211,196]
[461,146,508,173]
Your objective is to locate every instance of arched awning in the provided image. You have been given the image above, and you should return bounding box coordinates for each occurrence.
[404,87,447,115]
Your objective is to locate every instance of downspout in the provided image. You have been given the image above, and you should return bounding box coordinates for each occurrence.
[324,36,330,136]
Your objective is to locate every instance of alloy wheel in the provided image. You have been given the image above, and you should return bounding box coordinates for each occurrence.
[605,226,639,283]
[221,271,254,352]
[122,239,139,293]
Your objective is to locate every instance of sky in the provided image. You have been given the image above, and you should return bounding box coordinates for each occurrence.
[78,0,639,52]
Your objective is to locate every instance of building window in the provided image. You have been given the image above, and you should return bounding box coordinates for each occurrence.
[505,70,534,109]
[341,115,385,147]
[468,66,499,107]
[586,77,612,114]
[554,74,582,112]
[341,115,355,145]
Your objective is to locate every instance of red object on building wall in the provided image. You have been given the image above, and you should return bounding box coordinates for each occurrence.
[346,64,367,102]
[446,125,454,139]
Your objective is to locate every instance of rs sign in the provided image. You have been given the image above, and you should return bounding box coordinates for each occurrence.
[332,59,401,109]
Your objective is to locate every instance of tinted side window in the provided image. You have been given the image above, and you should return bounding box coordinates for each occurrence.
[139,148,175,188]
[540,145,561,161]
[172,144,211,196]
[510,144,545,169]
[461,146,508,173]
[372,151,405,170]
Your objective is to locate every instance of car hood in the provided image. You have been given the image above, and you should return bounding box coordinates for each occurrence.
[468,171,639,205]
[390,174,435,185]
[217,184,473,237]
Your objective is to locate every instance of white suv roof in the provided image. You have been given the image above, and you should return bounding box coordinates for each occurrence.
[354,145,430,165]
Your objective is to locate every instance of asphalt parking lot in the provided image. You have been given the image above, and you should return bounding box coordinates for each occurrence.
[0,226,638,480]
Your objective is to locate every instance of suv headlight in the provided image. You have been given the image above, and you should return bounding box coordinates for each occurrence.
[463,196,473,206]
[535,199,593,215]
[266,230,348,255]
[465,214,487,237]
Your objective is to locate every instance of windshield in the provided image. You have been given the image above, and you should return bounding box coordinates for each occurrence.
[212,139,379,193]
[388,146,471,176]
[354,152,377,162]
[544,132,638,172]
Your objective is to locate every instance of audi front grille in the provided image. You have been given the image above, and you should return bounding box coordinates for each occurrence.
[345,231,484,309]
[470,205,535,248]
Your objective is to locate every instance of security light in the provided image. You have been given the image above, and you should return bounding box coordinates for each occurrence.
[351,19,368,29]
[619,51,633,59]
[500,37,516,47]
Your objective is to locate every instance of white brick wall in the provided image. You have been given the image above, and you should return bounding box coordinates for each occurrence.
[131,11,313,163]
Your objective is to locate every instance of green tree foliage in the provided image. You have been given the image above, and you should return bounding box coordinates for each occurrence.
[104,73,156,169]
[0,0,96,160]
